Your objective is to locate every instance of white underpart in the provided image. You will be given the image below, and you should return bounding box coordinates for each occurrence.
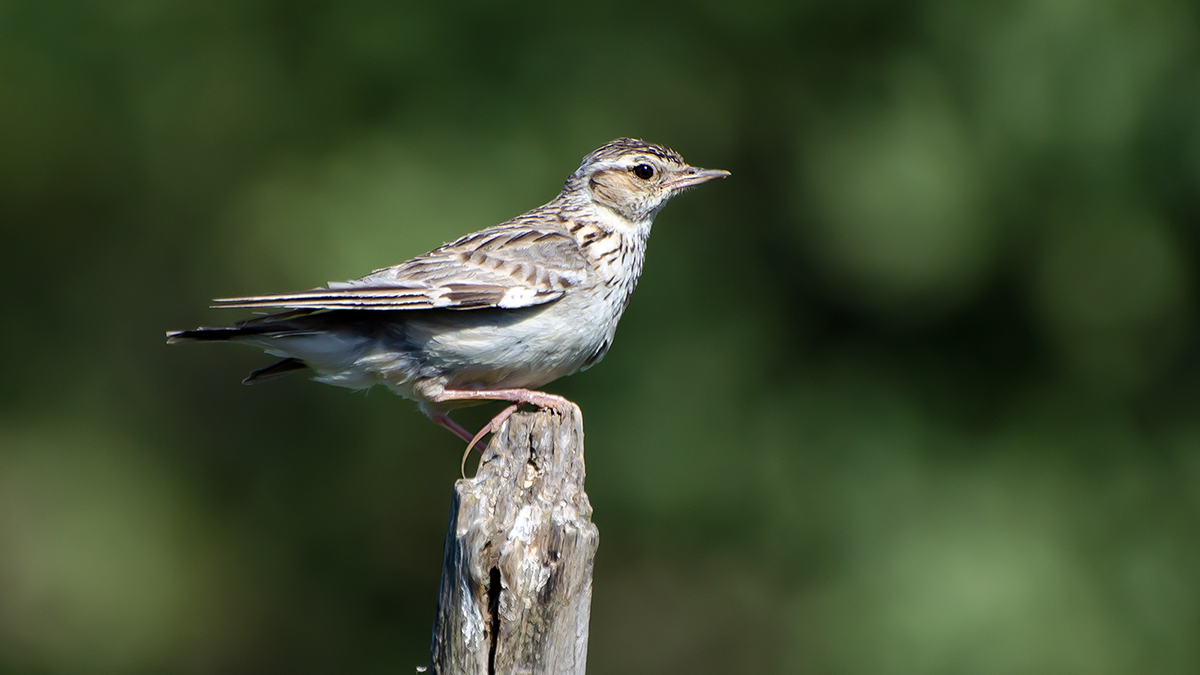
[253,332,389,390]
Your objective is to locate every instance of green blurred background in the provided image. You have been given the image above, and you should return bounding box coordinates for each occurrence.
[3,0,1200,673]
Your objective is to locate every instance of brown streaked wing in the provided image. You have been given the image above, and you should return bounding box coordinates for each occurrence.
[213,223,592,311]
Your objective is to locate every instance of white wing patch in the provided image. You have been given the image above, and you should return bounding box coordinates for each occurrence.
[498,287,540,308]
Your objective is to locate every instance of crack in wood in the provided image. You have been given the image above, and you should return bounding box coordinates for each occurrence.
[487,567,501,675]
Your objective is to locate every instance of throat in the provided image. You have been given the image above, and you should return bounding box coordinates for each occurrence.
[593,203,652,239]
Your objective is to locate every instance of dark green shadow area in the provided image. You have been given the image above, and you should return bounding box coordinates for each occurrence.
[2,1,1200,673]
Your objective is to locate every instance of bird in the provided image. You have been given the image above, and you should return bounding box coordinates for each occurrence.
[168,138,729,464]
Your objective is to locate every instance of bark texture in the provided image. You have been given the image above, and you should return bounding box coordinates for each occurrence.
[428,404,598,675]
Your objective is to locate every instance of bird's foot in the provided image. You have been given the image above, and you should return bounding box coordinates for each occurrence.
[433,388,572,412]
[459,404,519,477]
[432,388,574,477]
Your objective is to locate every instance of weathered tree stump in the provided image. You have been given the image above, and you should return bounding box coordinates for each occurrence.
[427,404,598,675]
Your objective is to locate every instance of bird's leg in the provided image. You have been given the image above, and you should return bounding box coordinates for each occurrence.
[429,414,487,451]
[433,388,573,412]
[431,389,574,477]
[428,412,496,477]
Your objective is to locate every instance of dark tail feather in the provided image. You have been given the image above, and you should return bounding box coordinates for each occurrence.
[243,358,308,385]
[167,309,320,344]
[166,325,273,343]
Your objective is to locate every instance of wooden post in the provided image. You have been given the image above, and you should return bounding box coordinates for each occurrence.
[426,404,599,675]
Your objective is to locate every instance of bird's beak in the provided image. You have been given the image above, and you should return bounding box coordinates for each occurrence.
[665,167,731,190]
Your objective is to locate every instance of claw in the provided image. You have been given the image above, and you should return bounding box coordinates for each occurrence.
[430,388,574,478]
[460,404,519,478]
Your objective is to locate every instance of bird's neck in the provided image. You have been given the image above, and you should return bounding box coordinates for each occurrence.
[552,189,654,240]
[545,193,653,320]
[590,202,653,240]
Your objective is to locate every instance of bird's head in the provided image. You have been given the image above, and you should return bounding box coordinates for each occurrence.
[567,138,729,222]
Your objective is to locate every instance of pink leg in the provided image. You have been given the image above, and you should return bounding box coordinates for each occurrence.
[430,414,488,453]
[432,388,572,412]
[431,389,575,477]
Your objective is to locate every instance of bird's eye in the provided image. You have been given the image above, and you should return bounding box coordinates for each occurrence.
[631,164,655,180]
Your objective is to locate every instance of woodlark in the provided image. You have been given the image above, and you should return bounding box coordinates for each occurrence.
[168,138,729,458]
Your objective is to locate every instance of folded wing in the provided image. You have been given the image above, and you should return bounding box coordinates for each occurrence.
[214,224,591,311]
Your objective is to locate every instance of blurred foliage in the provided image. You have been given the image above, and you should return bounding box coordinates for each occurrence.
[2,0,1200,673]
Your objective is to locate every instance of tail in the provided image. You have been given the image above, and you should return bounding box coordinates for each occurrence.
[166,313,315,384]
[166,326,270,343]
[242,357,308,384]
[166,308,319,344]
